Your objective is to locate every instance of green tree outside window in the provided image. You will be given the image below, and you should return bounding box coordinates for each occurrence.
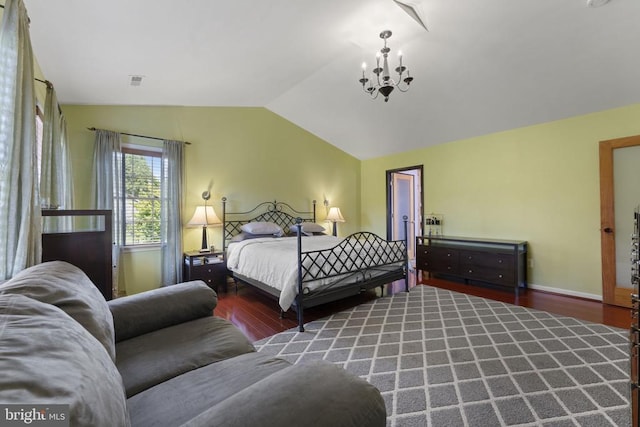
[122,150,161,245]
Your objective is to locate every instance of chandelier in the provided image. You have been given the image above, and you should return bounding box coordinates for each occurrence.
[359,30,413,102]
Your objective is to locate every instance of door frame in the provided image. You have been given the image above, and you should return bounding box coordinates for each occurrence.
[599,134,640,307]
[386,165,424,243]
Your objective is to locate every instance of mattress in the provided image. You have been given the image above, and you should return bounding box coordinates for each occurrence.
[226,236,340,310]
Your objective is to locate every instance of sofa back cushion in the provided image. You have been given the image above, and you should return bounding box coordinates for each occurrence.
[0,261,116,361]
[108,280,217,342]
[0,293,130,427]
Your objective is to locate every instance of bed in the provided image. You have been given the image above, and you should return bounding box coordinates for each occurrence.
[222,198,408,331]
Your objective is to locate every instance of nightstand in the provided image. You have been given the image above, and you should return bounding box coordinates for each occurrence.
[183,251,228,293]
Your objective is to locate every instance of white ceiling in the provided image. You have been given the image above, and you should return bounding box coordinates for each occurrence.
[24,0,640,160]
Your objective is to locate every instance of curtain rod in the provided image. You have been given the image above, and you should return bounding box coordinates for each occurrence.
[87,127,191,145]
[35,78,52,88]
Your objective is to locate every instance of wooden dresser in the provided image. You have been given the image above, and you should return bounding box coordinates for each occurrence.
[416,235,527,295]
[42,209,113,300]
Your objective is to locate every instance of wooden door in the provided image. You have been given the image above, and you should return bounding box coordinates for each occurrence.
[599,135,640,307]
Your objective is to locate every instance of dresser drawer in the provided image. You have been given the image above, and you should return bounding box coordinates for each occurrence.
[460,264,515,286]
[416,245,458,273]
[188,262,227,291]
[459,250,514,271]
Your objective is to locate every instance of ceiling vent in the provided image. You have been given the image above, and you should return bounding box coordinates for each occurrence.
[129,75,144,86]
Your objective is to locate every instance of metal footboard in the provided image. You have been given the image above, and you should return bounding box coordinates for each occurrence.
[293,217,409,332]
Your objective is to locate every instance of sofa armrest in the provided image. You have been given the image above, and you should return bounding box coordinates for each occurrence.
[108,281,217,342]
[180,361,386,427]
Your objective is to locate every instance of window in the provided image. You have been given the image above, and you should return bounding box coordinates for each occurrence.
[121,146,162,245]
[35,105,43,186]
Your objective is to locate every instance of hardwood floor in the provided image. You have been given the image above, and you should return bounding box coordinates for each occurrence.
[213,273,632,342]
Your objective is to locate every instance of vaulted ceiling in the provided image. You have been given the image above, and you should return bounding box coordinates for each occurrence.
[24,0,640,159]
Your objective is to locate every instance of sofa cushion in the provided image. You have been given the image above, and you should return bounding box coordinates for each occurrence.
[108,280,217,342]
[127,352,291,427]
[127,352,386,427]
[183,360,387,427]
[0,293,130,427]
[116,315,255,397]
[0,260,115,361]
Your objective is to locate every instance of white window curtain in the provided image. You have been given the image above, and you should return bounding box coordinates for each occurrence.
[160,139,184,286]
[0,0,41,280]
[92,129,122,297]
[41,83,73,231]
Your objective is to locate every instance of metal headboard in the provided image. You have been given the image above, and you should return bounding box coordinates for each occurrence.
[221,198,316,252]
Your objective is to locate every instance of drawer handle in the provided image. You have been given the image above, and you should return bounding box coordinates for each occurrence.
[498,274,503,278]
[468,256,472,260]
[447,253,452,257]
[447,266,452,270]
[468,269,473,273]
[498,259,503,264]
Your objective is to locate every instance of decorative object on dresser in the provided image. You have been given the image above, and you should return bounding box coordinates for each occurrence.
[416,235,527,296]
[325,206,345,236]
[183,250,227,293]
[41,209,113,300]
[187,190,221,253]
[630,206,639,425]
[222,198,409,332]
[425,213,443,236]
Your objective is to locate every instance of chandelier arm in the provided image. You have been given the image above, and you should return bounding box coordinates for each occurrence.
[362,86,379,99]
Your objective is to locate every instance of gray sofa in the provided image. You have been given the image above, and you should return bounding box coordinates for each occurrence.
[0,261,386,426]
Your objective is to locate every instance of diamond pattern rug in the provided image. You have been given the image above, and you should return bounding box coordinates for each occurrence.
[254,285,630,426]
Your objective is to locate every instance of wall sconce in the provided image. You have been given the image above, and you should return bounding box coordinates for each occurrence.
[187,191,221,252]
[326,207,345,237]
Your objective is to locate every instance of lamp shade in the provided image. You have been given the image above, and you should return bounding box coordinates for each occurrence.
[326,207,345,223]
[187,206,221,226]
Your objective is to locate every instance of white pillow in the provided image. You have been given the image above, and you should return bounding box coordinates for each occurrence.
[292,222,326,233]
[240,221,283,236]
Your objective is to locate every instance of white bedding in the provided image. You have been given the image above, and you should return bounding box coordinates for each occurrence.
[226,235,405,311]
[226,236,342,311]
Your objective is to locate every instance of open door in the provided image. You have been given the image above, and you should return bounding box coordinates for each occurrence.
[599,135,640,307]
[387,166,423,265]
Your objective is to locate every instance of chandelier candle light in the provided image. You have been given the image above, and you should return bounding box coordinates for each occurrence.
[359,30,413,102]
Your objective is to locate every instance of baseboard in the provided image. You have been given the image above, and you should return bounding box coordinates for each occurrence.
[528,283,603,302]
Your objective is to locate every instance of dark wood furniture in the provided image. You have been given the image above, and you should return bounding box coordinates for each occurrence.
[41,209,113,300]
[416,235,527,295]
[630,207,639,427]
[183,251,227,292]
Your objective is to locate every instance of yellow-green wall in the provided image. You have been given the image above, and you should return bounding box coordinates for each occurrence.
[62,102,640,298]
[362,104,640,298]
[62,105,361,295]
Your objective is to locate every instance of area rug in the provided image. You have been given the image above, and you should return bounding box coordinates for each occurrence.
[254,285,630,427]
